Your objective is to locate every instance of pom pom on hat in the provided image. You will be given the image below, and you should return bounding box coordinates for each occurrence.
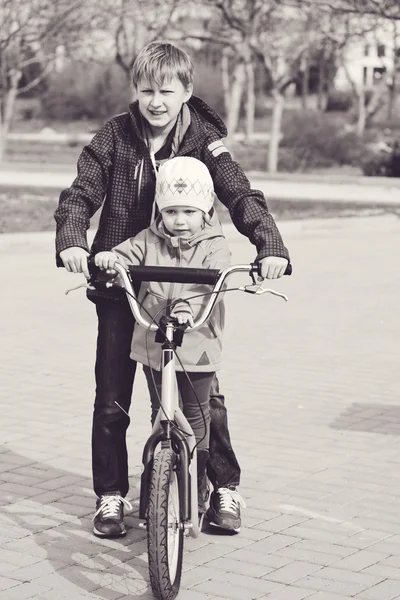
[155,157,214,214]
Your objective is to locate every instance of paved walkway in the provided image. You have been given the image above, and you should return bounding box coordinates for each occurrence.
[0,165,399,205]
[1,214,400,599]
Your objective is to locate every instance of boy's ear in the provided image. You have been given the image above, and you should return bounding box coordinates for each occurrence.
[184,83,193,102]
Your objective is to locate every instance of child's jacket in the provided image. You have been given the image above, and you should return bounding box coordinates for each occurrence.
[112,212,230,372]
[54,95,289,302]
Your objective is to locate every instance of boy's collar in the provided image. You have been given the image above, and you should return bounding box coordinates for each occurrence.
[138,104,191,158]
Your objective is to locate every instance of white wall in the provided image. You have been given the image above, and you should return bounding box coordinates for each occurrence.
[335,23,396,90]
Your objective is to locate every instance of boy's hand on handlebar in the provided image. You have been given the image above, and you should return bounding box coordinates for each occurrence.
[94,251,118,275]
[259,256,288,280]
[60,247,90,279]
[171,311,194,327]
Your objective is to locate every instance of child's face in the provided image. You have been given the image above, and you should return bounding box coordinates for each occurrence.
[136,76,193,135]
[161,206,204,238]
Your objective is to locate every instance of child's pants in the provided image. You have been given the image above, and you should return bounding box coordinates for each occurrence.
[92,297,240,498]
[142,366,213,450]
[143,366,212,513]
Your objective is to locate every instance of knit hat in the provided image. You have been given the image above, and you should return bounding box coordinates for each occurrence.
[155,157,214,214]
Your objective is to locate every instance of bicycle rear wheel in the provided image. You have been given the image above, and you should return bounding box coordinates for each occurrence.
[147,448,184,600]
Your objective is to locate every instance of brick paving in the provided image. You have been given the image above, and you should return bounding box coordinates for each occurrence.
[1,214,400,599]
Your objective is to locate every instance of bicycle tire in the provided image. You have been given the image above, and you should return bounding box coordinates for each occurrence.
[147,448,184,600]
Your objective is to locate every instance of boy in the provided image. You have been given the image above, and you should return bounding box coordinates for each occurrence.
[95,157,231,523]
[55,41,289,538]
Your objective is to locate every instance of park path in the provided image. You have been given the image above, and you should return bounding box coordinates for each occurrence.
[1,162,400,205]
[0,214,400,599]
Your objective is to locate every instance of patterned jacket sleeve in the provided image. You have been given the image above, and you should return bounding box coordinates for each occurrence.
[201,134,290,261]
[54,121,115,263]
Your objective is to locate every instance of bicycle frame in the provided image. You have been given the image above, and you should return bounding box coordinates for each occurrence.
[138,319,201,538]
[93,261,290,539]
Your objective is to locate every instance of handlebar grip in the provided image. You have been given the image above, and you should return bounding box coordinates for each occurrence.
[128,265,221,284]
[252,262,292,276]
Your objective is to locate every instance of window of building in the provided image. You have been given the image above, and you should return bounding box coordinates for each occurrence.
[377,44,386,57]
[364,44,370,57]
[373,67,386,84]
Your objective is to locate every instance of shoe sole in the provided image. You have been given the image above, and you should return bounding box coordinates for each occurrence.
[93,526,127,538]
[207,520,240,534]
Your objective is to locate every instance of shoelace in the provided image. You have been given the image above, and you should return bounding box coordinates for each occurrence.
[93,495,133,520]
[217,487,246,514]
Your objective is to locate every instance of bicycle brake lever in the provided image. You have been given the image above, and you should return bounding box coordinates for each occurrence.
[65,282,95,295]
[65,272,120,296]
[239,285,288,301]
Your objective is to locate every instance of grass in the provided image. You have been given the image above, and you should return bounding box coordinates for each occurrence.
[3,136,365,176]
[1,186,398,235]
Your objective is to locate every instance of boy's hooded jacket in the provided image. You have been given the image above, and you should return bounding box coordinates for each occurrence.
[111,211,230,372]
[54,96,289,302]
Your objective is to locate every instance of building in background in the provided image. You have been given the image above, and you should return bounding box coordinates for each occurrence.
[335,20,399,90]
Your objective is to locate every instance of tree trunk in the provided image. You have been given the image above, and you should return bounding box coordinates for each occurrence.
[226,60,245,148]
[0,69,22,162]
[0,110,4,163]
[245,59,255,141]
[317,46,327,111]
[388,68,397,121]
[365,78,387,126]
[221,47,230,119]
[301,50,310,110]
[267,89,285,173]
[388,22,398,121]
[356,86,366,136]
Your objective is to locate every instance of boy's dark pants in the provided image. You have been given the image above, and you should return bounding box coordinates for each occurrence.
[92,298,241,498]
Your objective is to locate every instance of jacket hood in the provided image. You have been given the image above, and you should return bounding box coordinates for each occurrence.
[149,209,225,249]
[187,96,227,138]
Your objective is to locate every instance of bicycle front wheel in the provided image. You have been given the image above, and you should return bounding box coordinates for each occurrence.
[147,448,184,600]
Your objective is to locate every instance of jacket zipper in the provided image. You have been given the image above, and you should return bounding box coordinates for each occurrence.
[136,158,143,207]
[167,239,181,313]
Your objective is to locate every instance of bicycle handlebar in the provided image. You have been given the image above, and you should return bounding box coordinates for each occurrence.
[127,265,221,284]
[126,262,291,283]
[89,260,291,332]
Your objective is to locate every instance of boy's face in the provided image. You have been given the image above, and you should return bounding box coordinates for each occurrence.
[161,206,204,238]
[136,76,193,135]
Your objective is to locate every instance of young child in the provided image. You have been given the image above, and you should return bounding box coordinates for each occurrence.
[94,157,231,520]
[55,40,289,537]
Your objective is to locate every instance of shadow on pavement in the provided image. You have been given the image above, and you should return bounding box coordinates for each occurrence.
[1,446,155,599]
[331,402,400,436]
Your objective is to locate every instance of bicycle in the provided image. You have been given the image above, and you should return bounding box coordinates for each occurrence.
[68,260,291,600]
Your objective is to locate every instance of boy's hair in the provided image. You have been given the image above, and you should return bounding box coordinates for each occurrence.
[132,41,194,89]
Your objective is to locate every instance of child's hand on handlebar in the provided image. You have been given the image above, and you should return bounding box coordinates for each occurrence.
[259,256,288,280]
[171,311,195,328]
[94,251,119,275]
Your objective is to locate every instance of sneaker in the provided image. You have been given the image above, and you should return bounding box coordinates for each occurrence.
[206,487,246,534]
[93,493,132,538]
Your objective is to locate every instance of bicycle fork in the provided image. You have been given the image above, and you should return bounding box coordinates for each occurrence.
[139,320,199,535]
